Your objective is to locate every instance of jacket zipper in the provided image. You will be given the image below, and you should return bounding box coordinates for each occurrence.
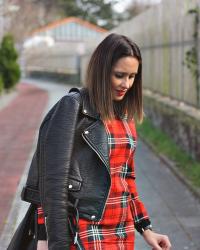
[44,216,49,245]
[39,132,46,212]
[39,121,50,216]
[82,133,111,220]
[40,136,49,244]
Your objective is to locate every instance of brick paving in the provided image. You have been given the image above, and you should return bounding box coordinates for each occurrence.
[0,82,48,234]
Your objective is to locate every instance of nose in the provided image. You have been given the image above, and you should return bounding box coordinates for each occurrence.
[121,77,130,89]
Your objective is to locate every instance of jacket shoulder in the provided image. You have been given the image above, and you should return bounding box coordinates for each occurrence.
[38,88,81,131]
[67,86,87,104]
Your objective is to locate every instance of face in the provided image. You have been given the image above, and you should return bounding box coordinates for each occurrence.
[111,56,139,101]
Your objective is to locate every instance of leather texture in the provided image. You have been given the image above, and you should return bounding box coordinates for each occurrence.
[7,204,37,250]
[21,87,111,250]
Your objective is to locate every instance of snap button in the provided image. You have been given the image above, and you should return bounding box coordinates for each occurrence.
[68,184,73,189]
[83,109,87,113]
[91,215,96,220]
[84,130,89,134]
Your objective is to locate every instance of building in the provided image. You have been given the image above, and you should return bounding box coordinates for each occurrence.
[30,16,107,42]
[23,17,107,84]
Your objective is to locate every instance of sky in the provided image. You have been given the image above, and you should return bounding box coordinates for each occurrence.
[113,0,162,13]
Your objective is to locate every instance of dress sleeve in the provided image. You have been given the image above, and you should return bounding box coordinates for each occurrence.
[126,153,152,234]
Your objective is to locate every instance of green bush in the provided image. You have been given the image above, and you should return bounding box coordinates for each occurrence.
[0,75,3,93]
[0,34,21,90]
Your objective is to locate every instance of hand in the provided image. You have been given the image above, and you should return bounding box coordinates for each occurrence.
[142,229,172,250]
[37,240,48,250]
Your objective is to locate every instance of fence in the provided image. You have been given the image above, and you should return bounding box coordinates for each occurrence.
[81,0,200,108]
[22,0,200,108]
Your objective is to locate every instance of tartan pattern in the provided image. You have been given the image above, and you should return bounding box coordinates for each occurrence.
[37,117,151,249]
[37,206,45,224]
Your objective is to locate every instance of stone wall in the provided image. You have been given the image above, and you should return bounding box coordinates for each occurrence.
[143,90,200,161]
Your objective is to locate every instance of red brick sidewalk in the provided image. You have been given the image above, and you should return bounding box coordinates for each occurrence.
[0,83,48,234]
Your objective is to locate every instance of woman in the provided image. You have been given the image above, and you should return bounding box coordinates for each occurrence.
[23,33,171,250]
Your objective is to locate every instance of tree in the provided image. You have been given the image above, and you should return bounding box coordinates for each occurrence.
[124,1,157,19]
[6,0,60,43]
[0,34,21,90]
[5,0,124,42]
[37,0,121,30]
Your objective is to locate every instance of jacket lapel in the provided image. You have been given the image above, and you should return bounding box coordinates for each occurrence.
[82,120,110,173]
[69,87,110,173]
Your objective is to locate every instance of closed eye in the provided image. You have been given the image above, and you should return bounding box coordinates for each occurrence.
[115,73,124,78]
[114,72,136,79]
[129,74,135,79]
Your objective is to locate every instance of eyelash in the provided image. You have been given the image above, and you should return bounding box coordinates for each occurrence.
[115,74,135,79]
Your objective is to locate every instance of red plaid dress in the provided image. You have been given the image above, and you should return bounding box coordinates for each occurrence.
[37,117,151,249]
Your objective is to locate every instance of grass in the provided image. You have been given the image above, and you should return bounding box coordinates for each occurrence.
[136,118,200,188]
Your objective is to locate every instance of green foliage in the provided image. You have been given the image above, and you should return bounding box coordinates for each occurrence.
[0,34,21,90]
[0,74,4,93]
[60,0,119,29]
[187,7,199,38]
[137,118,200,188]
[184,7,199,80]
[184,6,200,106]
[38,0,121,30]
[184,47,198,80]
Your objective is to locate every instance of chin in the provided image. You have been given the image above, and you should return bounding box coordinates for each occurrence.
[113,96,124,101]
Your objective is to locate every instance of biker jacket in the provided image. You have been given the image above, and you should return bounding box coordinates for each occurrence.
[21,87,151,250]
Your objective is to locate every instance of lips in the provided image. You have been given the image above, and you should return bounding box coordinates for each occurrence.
[116,90,126,96]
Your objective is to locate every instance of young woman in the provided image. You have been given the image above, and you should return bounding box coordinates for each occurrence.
[23,33,171,250]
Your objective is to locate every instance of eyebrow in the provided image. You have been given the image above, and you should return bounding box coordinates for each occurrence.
[113,70,138,74]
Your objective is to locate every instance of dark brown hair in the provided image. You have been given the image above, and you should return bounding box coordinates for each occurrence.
[85,33,143,123]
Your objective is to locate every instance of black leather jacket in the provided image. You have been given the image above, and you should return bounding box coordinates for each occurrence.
[21,87,151,250]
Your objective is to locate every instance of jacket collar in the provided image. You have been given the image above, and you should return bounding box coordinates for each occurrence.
[69,87,100,120]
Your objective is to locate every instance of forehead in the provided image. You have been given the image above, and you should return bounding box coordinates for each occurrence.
[113,56,139,72]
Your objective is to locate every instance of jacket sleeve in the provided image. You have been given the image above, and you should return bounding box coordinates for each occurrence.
[126,151,152,235]
[40,94,80,250]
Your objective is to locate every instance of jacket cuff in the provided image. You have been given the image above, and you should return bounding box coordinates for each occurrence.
[134,218,152,235]
[37,224,47,240]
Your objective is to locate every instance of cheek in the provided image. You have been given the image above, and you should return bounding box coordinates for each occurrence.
[111,76,120,88]
[129,78,135,87]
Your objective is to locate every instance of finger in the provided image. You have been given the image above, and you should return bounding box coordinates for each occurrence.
[159,236,172,250]
[152,245,162,250]
[162,246,172,250]
[164,243,172,250]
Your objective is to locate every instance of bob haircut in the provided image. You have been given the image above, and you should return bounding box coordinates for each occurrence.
[85,33,143,123]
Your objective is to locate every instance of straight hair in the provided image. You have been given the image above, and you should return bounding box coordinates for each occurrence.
[85,33,144,123]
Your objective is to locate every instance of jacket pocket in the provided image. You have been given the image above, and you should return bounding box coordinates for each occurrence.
[68,176,82,191]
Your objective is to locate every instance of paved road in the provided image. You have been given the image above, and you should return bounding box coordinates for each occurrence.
[0,83,48,234]
[135,142,200,250]
[1,78,200,250]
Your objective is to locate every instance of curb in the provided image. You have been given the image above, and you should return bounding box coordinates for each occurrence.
[0,82,49,249]
[139,135,200,202]
[0,140,36,249]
